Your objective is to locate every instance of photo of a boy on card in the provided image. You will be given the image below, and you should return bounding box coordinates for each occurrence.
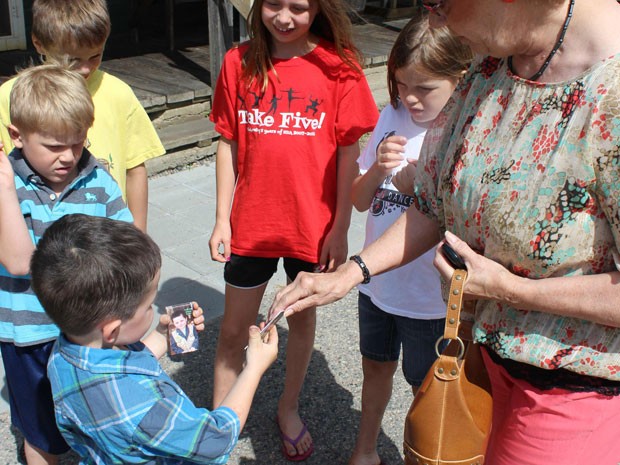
[166,303,199,355]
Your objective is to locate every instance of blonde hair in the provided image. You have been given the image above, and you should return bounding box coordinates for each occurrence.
[242,0,362,91]
[10,64,94,137]
[387,9,473,108]
[32,0,110,54]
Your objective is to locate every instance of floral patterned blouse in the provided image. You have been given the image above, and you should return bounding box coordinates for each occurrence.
[414,54,620,381]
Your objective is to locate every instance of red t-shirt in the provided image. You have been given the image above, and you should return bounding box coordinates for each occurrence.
[210,40,378,262]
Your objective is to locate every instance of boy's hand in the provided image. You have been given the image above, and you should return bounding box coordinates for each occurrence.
[245,325,278,374]
[375,135,406,177]
[391,159,417,195]
[156,313,171,335]
[157,301,205,334]
[190,301,205,332]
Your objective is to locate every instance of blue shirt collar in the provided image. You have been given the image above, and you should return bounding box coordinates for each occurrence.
[9,146,101,191]
[56,334,162,377]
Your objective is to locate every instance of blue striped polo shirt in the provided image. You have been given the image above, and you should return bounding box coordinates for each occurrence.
[0,148,133,346]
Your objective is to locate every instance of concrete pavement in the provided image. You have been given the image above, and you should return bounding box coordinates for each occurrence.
[0,66,413,465]
[0,62,388,415]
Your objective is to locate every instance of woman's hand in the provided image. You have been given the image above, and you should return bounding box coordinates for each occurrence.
[434,231,516,302]
[269,260,362,318]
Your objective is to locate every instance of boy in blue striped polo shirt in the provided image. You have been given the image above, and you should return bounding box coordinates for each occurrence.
[31,215,278,464]
[0,64,132,464]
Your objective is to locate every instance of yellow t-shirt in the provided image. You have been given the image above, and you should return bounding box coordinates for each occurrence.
[0,69,165,199]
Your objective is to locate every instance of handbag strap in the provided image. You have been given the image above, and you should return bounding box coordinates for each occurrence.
[443,269,467,341]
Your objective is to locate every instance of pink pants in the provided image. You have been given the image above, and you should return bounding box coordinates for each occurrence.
[482,348,620,465]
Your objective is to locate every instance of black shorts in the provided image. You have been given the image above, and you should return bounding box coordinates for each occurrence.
[224,254,317,288]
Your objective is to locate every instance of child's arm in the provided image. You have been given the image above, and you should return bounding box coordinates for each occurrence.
[209,137,238,262]
[319,143,359,271]
[142,302,205,359]
[215,325,278,429]
[128,325,277,463]
[126,163,149,233]
[0,148,34,275]
[351,135,407,212]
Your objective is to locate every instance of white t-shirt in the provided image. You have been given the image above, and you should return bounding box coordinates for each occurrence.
[357,102,444,319]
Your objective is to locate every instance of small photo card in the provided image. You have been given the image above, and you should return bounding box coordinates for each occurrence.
[166,302,199,355]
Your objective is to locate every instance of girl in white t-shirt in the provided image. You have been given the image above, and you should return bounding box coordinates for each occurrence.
[349,12,473,465]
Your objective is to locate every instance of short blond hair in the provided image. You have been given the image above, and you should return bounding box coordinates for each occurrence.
[32,0,110,53]
[10,64,94,137]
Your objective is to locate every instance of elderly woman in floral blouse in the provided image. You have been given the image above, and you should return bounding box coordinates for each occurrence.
[270,0,620,463]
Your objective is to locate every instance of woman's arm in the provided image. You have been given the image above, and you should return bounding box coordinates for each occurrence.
[272,204,440,316]
[436,232,620,328]
[208,137,238,262]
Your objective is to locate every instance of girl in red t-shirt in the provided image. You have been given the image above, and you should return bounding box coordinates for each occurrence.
[209,0,378,460]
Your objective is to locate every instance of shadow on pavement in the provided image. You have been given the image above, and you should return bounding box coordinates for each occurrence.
[1,286,405,465]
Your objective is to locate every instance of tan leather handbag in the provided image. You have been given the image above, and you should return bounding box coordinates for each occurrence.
[403,269,493,465]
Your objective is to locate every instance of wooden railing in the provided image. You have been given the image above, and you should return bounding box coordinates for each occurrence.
[207,0,252,84]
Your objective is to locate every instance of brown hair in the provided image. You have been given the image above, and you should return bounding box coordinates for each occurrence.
[242,0,362,91]
[31,214,161,337]
[10,64,94,137]
[32,0,110,54]
[387,9,473,108]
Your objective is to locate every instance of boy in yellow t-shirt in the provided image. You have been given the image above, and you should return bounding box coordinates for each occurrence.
[0,0,165,232]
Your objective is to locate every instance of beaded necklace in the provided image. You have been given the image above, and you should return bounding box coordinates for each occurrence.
[508,0,575,81]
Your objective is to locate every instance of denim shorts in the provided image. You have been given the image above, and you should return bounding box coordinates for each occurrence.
[224,254,317,288]
[358,292,445,386]
[0,341,70,454]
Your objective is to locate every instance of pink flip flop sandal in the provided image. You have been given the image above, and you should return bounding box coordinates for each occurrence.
[276,417,315,462]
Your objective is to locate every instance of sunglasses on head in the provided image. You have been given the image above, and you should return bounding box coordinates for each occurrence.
[421,0,443,14]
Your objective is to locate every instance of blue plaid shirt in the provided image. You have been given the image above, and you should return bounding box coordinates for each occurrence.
[48,335,240,464]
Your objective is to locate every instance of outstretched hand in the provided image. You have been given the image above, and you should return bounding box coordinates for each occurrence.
[245,324,278,374]
[268,260,361,319]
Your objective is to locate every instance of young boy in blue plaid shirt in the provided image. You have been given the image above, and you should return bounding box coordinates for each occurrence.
[31,214,278,464]
[0,64,132,465]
